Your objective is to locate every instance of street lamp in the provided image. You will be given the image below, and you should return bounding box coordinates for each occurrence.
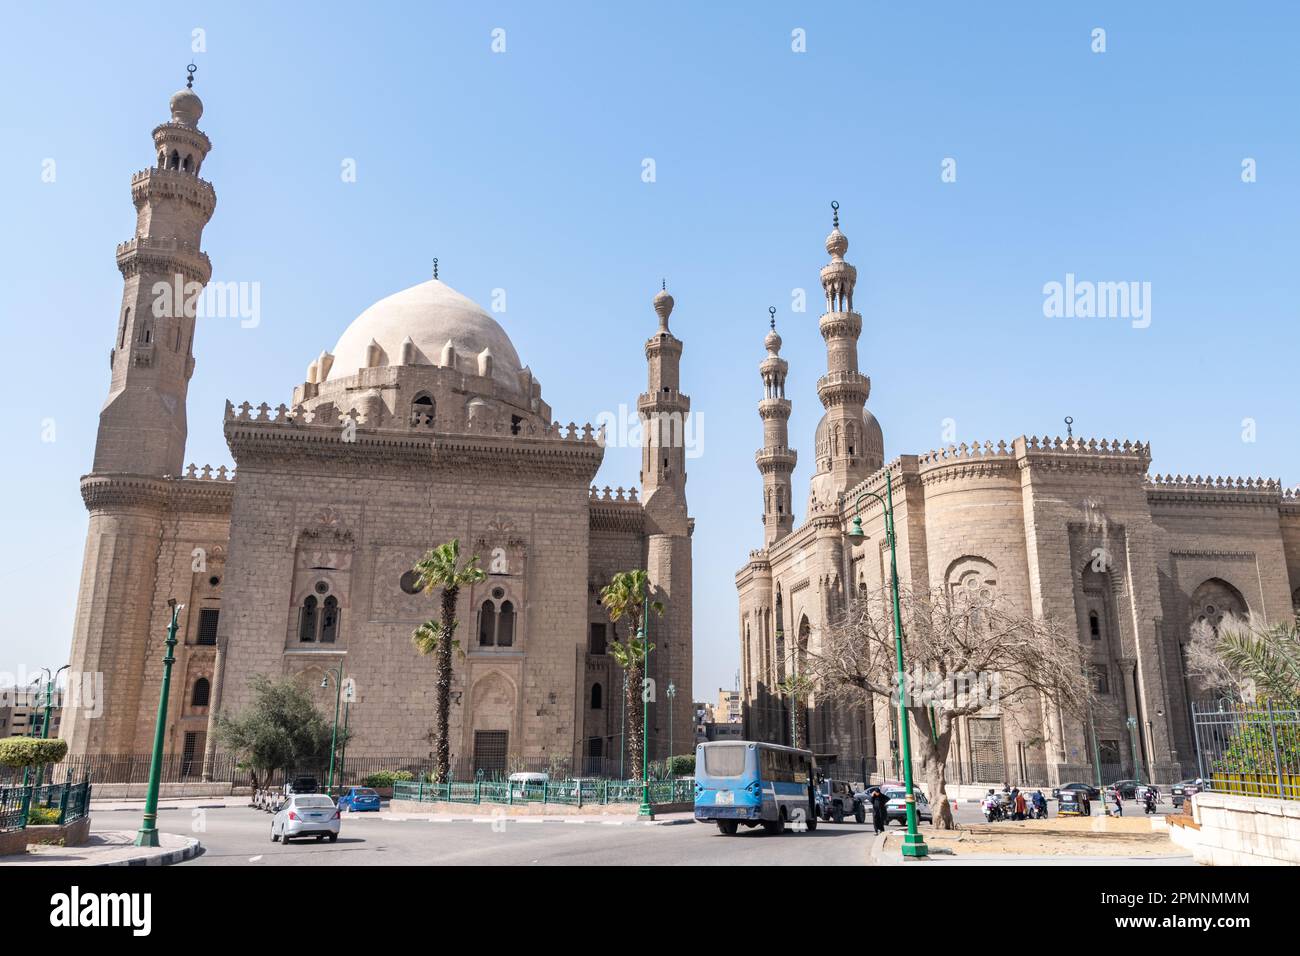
[34,664,70,787]
[846,473,928,859]
[638,591,654,818]
[1126,715,1142,787]
[666,681,677,774]
[136,600,183,847]
[321,659,346,796]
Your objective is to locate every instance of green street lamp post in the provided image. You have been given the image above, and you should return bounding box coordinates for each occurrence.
[666,681,676,773]
[638,592,653,818]
[1088,707,1108,816]
[620,671,627,779]
[847,474,928,859]
[34,665,69,787]
[136,600,183,847]
[321,659,346,796]
[1126,715,1142,787]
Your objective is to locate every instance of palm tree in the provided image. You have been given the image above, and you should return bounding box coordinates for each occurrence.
[1214,613,1300,704]
[411,539,487,781]
[600,570,664,781]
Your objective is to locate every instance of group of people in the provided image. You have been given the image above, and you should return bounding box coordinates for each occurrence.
[984,784,1048,820]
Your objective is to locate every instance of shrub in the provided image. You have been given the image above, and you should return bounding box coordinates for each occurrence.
[0,737,68,769]
[362,770,414,789]
[666,754,695,776]
[26,806,61,826]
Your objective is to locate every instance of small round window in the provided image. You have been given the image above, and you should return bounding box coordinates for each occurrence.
[314,580,330,595]
[400,570,422,595]
[491,586,505,600]
[208,575,221,588]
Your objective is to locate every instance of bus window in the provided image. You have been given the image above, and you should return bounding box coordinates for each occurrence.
[703,744,747,777]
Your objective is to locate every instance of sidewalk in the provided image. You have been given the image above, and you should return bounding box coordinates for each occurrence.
[91,797,247,812]
[0,830,201,866]
[870,820,1195,867]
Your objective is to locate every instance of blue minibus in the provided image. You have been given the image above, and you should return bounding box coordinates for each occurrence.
[694,740,818,835]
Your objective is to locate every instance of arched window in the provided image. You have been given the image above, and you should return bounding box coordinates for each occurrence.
[320,596,339,643]
[182,154,192,172]
[1190,578,1248,633]
[298,595,318,642]
[137,321,152,345]
[169,149,180,169]
[119,308,129,349]
[158,151,166,168]
[1088,611,1101,640]
[410,394,435,426]
[590,683,602,709]
[191,677,210,707]
[497,601,515,647]
[478,600,497,646]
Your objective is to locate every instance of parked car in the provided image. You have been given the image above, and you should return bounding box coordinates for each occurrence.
[816,778,866,823]
[336,786,381,812]
[272,794,340,844]
[884,786,932,825]
[1051,782,1101,802]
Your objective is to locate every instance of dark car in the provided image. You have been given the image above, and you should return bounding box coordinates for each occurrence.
[1170,779,1202,808]
[1106,779,1142,800]
[285,775,319,795]
[816,778,866,824]
[1051,782,1101,802]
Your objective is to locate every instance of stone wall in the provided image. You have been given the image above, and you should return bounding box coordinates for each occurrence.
[1189,792,1300,866]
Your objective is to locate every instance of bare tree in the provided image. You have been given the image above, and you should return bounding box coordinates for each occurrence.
[811,585,1094,829]
[1185,611,1300,705]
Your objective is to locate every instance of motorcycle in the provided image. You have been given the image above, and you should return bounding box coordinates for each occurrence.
[982,800,1004,823]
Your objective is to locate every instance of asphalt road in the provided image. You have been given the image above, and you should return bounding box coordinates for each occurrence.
[88,806,880,866]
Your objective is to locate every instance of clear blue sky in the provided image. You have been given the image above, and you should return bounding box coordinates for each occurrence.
[1,2,1297,700]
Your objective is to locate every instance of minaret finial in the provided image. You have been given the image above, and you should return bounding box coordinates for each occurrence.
[1065,415,1074,440]
[662,278,666,291]
[831,200,839,229]
[433,258,439,280]
[186,63,197,90]
[768,306,776,331]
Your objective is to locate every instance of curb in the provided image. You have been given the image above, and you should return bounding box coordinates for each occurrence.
[381,814,694,826]
[103,837,202,867]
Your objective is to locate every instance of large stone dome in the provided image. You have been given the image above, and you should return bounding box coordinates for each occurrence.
[814,408,885,472]
[326,279,525,395]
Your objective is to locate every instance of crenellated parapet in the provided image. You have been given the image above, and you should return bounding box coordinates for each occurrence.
[1146,472,1287,509]
[80,470,235,516]
[115,236,212,284]
[222,398,604,480]
[130,167,216,219]
[1013,434,1152,476]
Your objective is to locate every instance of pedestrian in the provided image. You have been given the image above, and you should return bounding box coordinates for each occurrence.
[869,786,889,834]
[1113,789,1123,816]
[1081,792,1091,816]
[1014,789,1027,821]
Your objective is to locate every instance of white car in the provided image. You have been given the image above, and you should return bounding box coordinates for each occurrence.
[884,786,933,825]
[271,794,340,844]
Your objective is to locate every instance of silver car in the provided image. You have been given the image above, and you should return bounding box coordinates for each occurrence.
[272,794,341,844]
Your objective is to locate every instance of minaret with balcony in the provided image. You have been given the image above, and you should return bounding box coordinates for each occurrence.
[756,308,796,545]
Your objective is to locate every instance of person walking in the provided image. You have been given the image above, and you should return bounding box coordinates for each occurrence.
[1113,788,1124,816]
[1014,789,1027,821]
[869,786,889,834]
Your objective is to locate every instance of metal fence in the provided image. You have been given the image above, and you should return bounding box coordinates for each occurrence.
[0,772,92,831]
[1192,700,1300,800]
[393,777,695,807]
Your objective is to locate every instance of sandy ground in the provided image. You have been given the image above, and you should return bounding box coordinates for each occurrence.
[906,815,1183,858]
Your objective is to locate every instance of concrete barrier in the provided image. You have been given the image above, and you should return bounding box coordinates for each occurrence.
[1187,792,1300,866]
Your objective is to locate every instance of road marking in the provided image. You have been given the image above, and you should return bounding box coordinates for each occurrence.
[248,855,263,862]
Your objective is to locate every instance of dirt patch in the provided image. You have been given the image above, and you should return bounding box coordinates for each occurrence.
[893,817,1183,858]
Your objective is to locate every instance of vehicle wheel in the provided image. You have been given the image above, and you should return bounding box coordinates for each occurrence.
[271,828,279,843]
[328,833,338,843]
[282,834,292,845]
[854,805,866,825]
[763,815,785,836]
[716,820,739,836]
[316,834,326,841]
[833,805,844,824]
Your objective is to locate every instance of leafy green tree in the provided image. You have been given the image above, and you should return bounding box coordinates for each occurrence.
[213,674,347,790]
[412,539,487,782]
[600,570,664,781]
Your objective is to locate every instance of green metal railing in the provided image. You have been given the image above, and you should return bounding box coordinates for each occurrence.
[393,777,695,808]
[0,772,92,831]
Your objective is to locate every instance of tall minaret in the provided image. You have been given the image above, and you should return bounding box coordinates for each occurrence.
[756,307,796,545]
[94,64,216,476]
[814,201,872,491]
[638,282,693,763]
[64,70,217,756]
[639,282,690,498]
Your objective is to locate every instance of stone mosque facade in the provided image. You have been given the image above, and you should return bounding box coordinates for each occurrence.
[63,78,695,776]
[736,210,1300,786]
